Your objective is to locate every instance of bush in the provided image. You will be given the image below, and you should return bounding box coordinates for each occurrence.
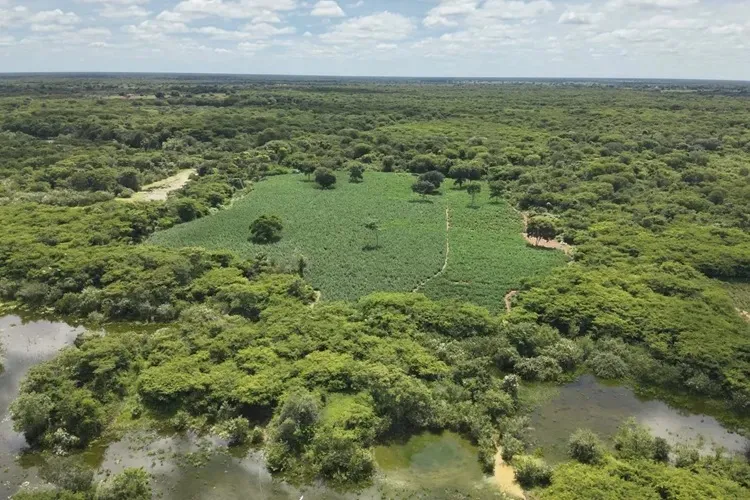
[95,468,151,500]
[214,417,251,446]
[314,168,337,189]
[419,170,445,188]
[588,351,629,379]
[514,456,552,488]
[568,429,605,464]
[515,355,562,382]
[249,215,283,244]
[614,418,655,460]
[40,456,94,493]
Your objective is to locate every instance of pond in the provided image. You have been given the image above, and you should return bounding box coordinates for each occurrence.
[530,374,750,462]
[2,316,747,499]
[0,315,83,498]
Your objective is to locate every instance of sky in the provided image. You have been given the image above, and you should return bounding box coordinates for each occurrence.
[0,0,748,79]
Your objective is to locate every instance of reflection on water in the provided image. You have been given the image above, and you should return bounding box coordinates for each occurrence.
[0,315,83,498]
[4,316,748,499]
[530,375,750,462]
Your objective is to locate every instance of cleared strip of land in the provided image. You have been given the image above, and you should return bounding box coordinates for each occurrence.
[121,169,195,202]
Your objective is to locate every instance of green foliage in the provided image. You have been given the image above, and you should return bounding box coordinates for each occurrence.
[513,456,552,488]
[412,180,436,198]
[526,215,558,243]
[567,429,605,464]
[94,468,151,500]
[613,418,657,460]
[153,173,564,309]
[314,168,337,189]
[39,457,94,493]
[249,214,283,244]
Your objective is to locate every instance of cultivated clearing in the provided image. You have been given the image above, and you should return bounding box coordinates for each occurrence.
[150,172,566,309]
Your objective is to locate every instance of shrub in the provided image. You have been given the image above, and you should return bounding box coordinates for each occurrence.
[214,417,251,446]
[40,456,94,493]
[515,356,562,382]
[614,418,655,460]
[95,468,151,500]
[418,170,445,188]
[314,168,337,189]
[514,456,552,488]
[588,351,629,379]
[568,429,605,464]
[249,215,283,244]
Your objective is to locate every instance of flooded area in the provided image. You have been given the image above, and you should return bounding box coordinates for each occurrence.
[0,315,83,498]
[530,375,750,462]
[2,316,747,499]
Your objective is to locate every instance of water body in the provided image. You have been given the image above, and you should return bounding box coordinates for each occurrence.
[3,317,747,499]
[530,375,750,462]
[0,315,83,498]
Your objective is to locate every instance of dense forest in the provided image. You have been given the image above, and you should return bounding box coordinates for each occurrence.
[1,75,749,499]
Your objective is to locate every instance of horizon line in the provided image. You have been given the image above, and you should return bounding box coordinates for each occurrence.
[0,71,749,84]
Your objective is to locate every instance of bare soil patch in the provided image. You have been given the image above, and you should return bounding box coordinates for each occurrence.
[122,169,196,202]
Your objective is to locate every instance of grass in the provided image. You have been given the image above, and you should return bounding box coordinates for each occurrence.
[150,172,566,311]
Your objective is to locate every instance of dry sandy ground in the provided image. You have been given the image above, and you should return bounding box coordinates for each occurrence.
[121,169,196,202]
[494,448,525,498]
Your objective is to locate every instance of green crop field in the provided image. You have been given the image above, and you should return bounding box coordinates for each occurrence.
[150,172,567,309]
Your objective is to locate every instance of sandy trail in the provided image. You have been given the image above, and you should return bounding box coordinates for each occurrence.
[123,169,196,202]
[494,448,525,499]
[413,207,451,293]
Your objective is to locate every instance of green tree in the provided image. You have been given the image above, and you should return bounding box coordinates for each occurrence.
[95,468,151,500]
[315,168,337,189]
[364,219,380,249]
[349,164,364,183]
[249,215,283,244]
[614,418,656,460]
[297,255,307,277]
[467,183,481,206]
[489,180,505,202]
[568,429,605,464]
[411,180,436,199]
[526,215,558,244]
[419,170,445,188]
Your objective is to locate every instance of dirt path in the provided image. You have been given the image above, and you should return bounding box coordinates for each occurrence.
[738,309,750,323]
[504,290,518,313]
[494,448,525,499]
[122,169,196,202]
[413,207,451,293]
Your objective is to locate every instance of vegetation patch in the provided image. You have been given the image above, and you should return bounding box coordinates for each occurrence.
[151,172,565,309]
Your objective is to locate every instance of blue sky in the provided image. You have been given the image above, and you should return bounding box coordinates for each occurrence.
[0,0,748,79]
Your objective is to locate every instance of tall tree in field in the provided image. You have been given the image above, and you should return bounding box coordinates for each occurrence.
[526,216,558,244]
[467,183,481,206]
[314,168,337,189]
[489,181,505,202]
[412,180,436,199]
[364,219,380,249]
[249,215,283,243]
[349,164,364,183]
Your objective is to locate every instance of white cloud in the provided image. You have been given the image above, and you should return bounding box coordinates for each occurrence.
[606,0,700,10]
[311,1,345,18]
[98,5,151,18]
[320,11,414,44]
[29,9,81,25]
[424,0,478,28]
[171,0,297,20]
[559,10,604,25]
[0,35,15,45]
[470,0,554,23]
[197,23,295,40]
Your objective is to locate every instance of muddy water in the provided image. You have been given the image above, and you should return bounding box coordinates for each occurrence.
[530,375,750,462]
[0,315,83,497]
